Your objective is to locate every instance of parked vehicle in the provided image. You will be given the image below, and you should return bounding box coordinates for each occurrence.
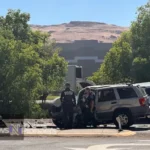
[50,84,150,129]
[133,82,150,118]
[134,82,150,104]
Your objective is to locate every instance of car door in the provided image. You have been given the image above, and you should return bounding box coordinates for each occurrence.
[95,88,118,121]
[76,88,85,106]
[77,88,96,106]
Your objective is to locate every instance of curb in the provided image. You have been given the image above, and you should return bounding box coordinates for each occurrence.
[113,130,136,137]
[22,130,136,137]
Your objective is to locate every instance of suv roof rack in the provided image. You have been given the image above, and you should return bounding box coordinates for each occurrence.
[126,83,133,86]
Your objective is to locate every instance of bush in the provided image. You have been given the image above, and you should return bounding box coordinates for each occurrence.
[30,103,49,119]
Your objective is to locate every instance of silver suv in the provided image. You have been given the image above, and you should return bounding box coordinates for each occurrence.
[134,82,150,104]
[77,84,149,128]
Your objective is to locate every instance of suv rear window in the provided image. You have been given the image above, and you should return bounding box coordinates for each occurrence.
[117,87,138,99]
[138,87,147,96]
[145,88,150,96]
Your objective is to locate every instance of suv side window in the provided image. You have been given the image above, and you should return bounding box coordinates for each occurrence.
[117,87,138,99]
[98,88,116,102]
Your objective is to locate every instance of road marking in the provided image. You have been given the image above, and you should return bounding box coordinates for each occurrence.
[87,143,150,150]
[65,148,86,150]
[66,140,150,150]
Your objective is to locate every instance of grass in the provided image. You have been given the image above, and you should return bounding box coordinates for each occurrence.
[46,95,59,100]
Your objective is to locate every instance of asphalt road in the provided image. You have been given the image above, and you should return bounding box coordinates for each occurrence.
[0,135,150,150]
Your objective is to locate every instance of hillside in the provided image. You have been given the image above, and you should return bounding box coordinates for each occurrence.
[31,21,128,43]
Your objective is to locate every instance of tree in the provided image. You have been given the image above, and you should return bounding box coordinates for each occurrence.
[0,9,30,42]
[89,1,150,84]
[42,44,68,92]
[130,1,150,82]
[0,30,43,116]
[0,9,67,117]
[88,31,132,84]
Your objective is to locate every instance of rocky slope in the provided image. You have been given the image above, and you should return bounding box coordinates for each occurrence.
[31,21,128,43]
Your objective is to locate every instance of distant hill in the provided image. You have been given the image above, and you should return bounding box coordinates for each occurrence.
[31,21,129,43]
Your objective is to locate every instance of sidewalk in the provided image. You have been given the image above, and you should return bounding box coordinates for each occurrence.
[23,128,136,137]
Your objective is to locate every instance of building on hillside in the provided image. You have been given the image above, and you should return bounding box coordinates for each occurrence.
[57,40,112,78]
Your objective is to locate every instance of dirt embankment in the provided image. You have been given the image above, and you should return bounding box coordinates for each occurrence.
[31,21,128,43]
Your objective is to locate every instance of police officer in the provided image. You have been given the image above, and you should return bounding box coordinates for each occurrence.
[60,83,76,129]
[81,87,96,127]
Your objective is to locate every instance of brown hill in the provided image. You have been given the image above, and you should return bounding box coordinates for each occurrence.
[31,21,128,43]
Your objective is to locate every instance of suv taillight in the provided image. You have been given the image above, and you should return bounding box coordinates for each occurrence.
[139,98,146,106]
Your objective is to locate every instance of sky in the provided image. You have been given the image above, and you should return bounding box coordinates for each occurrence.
[0,0,148,27]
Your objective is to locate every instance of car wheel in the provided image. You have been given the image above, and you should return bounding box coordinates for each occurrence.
[113,110,133,129]
[52,119,64,129]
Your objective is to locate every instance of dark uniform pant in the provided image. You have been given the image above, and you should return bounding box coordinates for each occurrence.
[62,104,74,129]
[81,107,96,127]
[81,107,90,126]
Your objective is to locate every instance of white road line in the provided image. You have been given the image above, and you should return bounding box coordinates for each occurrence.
[65,140,150,150]
[87,143,150,150]
[65,148,86,150]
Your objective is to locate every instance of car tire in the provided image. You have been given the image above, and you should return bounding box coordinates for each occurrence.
[113,110,133,129]
[52,119,64,129]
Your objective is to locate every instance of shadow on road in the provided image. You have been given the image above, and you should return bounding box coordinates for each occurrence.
[129,127,150,131]
[81,121,150,131]
[99,126,149,131]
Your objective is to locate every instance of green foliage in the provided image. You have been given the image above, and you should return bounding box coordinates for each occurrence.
[89,1,150,84]
[0,9,30,42]
[0,9,67,117]
[30,103,49,119]
[130,1,150,82]
[89,31,133,84]
[42,51,67,91]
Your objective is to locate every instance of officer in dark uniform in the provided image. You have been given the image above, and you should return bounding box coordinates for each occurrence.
[81,87,96,127]
[60,83,76,129]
